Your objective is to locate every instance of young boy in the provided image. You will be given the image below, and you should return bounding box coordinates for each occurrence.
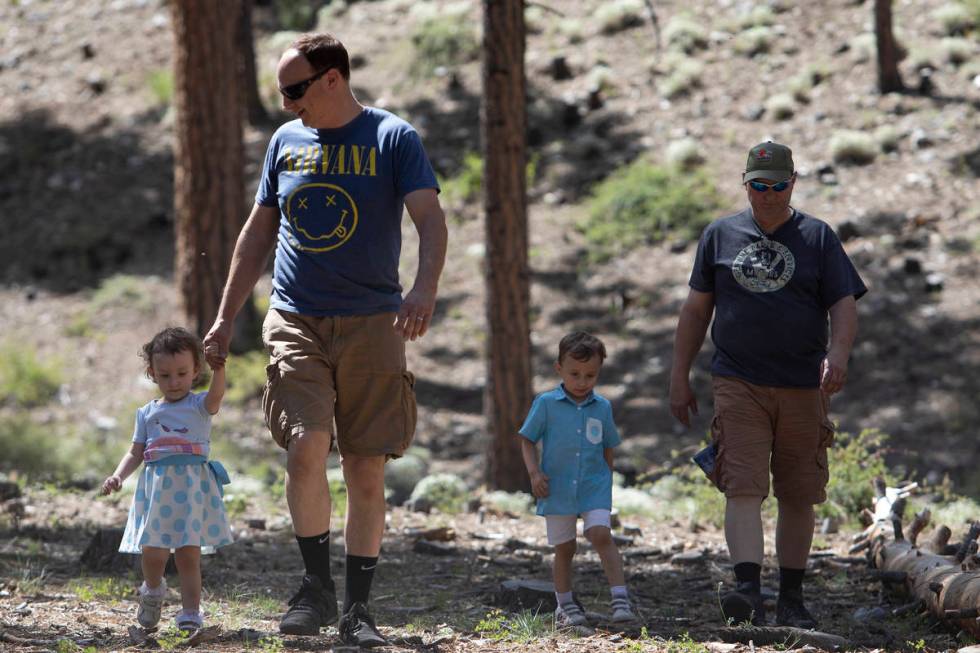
[519,331,635,626]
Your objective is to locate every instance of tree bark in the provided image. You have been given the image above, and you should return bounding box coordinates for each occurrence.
[874,0,905,93]
[171,0,254,340]
[482,0,531,492]
[238,0,269,125]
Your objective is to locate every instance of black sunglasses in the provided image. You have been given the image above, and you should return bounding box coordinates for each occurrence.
[279,68,332,101]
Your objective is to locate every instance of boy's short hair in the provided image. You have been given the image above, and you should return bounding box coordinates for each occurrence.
[558,331,606,364]
[140,327,205,380]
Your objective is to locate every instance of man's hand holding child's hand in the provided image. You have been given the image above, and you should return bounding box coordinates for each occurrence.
[101,475,122,496]
[530,470,550,498]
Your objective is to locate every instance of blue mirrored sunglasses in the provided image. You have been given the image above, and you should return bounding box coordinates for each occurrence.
[747,179,791,193]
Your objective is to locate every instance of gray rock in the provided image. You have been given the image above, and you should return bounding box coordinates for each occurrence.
[671,549,706,564]
[496,579,557,612]
[742,104,765,121]
[852,605,888,622]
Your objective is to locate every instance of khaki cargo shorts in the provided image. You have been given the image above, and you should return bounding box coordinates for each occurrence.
[707,375,835,505]
[261,309,417,458]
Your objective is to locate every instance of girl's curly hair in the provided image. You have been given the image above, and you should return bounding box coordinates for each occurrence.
[140,327,205,383]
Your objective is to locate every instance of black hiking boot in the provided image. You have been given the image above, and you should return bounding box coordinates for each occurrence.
[279,574,338,635]
[776,588,818,629]
[339,601,387,648]
[721,581,766,626]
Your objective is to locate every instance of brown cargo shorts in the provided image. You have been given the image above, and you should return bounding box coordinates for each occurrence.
[261,309,417,458]
[708,375,835,504]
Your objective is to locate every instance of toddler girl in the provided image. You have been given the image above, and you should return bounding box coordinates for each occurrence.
[101,327,233,633]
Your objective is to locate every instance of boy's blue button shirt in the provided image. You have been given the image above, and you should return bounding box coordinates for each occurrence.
[519,385,621,516]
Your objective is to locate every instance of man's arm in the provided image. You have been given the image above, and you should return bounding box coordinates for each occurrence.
[396,188,448,341]
[821,295,857,395]
[203,203,279,364]
[668,288,715,427]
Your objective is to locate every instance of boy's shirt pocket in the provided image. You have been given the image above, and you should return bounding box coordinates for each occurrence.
[585,417,603,445]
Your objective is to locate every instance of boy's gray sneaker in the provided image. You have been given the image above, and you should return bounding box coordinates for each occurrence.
[339,602,387,648]
[279,574,338,635]
[610,596,636,623]
[555,597,589,627]
[137,579,167,630]
[721,582,766,626]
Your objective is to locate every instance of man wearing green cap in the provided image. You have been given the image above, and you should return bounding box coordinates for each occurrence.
[669,141,867,627]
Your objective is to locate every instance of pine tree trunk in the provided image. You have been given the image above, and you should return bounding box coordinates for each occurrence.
[874,0,905,93]
[482,0,531,492]
[238,0,268,125]
[171,0,248,338]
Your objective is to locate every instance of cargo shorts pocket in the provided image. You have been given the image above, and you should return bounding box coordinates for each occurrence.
[262,360,291,450]
[399,371,418,454]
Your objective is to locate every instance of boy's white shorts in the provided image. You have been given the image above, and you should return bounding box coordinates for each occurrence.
[545,509,611,545]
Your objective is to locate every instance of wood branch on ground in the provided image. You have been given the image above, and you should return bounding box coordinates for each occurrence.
[720,625,849,651]
[859,476,980,637]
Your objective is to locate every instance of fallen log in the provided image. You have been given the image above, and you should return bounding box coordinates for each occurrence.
[862,478,980,637]
[720,626,849,651]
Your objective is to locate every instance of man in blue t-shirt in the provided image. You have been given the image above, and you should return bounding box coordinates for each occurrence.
[204,33,447,646]
[669,142,866,629]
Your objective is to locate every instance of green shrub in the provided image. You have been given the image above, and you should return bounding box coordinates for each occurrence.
[659,58,705,98]
[787,63,831,102]
[820,428,897,522]
[147,69,173,106]
[664,15,709,53]
[0,416,72,479]
[409,473,468,513]
[0,345,62,407]
[225,351,268,404]
[875,125,903,152]
[411,13,479,77]
[941,37,976,64]
[439,153,483,207]
[276,0,319,31]
[829,130,878,165]
[933,3,975,35]
[92,274,154,313]
[476,608,553,642]
[765,93,796,120]
[666,138,706,169]
[733,26,773,56]
[70,576,131,602]
[596,0,645,35]
[481,490,533,514]
[737,5,776,29]
[581,159,723,260]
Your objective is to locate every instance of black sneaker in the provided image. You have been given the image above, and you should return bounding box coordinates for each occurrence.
[339,602,387,648]
[776,588,818,629]
[721,582,766,626]
[279,574,338,635]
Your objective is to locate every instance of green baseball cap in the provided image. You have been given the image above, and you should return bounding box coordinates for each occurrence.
[743,141,794,182]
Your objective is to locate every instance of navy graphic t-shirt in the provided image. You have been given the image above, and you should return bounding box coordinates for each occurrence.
[689,208,867,387]
[256,108,439,316]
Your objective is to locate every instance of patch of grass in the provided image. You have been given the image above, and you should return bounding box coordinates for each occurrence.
[0,416,69,479]
[875,125,903,152]
[820,428,897,523]
[275,0,317,30]
[156,625,192,651]
[0,343,62,407]
[70,576,131,602]
[411,12,479,77]
[225,350,268,404]
[665,138,706,170]
[15,562,49,595]
[476,608,552,642]
[91,274,155,313]
[736,5,776,29]
[829,130,878,165]
[56,640,97,653]
[482,490,533,514]
[440,152,483,208]
[658,54,704,98]
[661,631,710,653]
[63,311,97,338]
[664,15,709,53]
[786,63,831,102]
[580,158,723,261]
[596,0,645,35]
[147,69,173,106]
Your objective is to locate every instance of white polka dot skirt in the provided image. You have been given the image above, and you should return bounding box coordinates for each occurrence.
[119,463,233,554]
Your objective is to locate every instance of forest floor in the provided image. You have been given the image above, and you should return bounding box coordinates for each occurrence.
[1,0,980,650]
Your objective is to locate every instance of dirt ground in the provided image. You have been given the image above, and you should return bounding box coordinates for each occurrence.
[1,0,980,650]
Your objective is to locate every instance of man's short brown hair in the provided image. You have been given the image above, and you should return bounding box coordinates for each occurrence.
[558,331,607,364]
[290,32,351,80]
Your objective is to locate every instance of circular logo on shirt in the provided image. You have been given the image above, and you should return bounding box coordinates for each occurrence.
[586,417,603,445]
[285,183,359,252]
[732,240,795,293]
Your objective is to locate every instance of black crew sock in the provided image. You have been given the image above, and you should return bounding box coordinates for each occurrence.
[733,562,762,593]
[344,554,379,612]
[779,567,805,595]
[296,531,332,588]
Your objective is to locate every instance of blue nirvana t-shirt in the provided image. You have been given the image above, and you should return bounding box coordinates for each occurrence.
[689,208,867,388]
[256,107,439,316]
